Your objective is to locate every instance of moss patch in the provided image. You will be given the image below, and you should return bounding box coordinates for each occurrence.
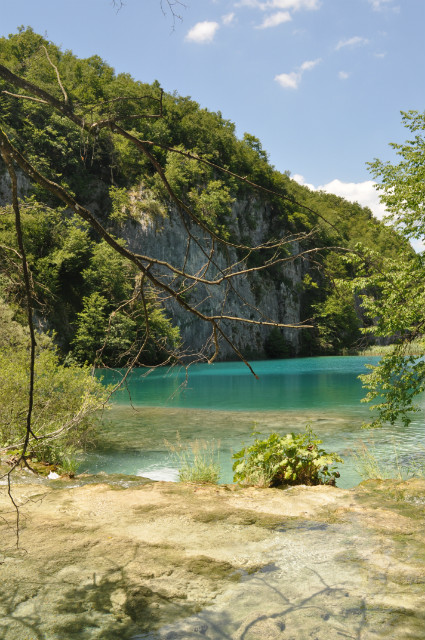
[185,556,239,581]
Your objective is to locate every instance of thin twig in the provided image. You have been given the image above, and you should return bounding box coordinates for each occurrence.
[2,90,48,105]
[42,45,68,104]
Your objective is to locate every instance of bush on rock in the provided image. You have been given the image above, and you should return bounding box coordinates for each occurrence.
[232,428,342,487]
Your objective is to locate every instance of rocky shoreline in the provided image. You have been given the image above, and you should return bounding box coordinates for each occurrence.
[1,476,425,639]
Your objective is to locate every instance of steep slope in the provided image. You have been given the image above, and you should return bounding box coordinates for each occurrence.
[0,28,411,362]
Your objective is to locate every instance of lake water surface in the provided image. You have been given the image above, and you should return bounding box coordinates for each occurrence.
[83,356,424,488]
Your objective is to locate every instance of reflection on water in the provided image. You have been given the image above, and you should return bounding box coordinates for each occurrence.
[83,357,425,488]
[96,356,377,411]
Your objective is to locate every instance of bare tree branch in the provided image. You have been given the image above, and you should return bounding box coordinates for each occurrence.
[0,63,81,125]
[1,90,49,105]
[42,45,68,104]
[0,62,347,371]
[139,141,341,235]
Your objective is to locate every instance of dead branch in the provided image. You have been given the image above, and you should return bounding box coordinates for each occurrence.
[0,63,80,126]
[1,90,49,105]
[137,141,341,235]
[158,0,186,29]
[42,45,68,104]
[0,242,22,260]
[0,62,347,374]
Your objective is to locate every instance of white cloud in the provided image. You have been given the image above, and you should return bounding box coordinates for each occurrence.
[293,176,424,252]
[275,71,301,89]
[369,0,388,7]
[256,10,292,28]
[319,179,388,219]
[293,174,316,190]
[236,0,320,11]
[222,12,235,25]
[185,21,220,44]
[235,0,262,7]
[369,0,399,11]
[265,0,320,9]
[300,58,321,71]
[328,179,424,251]
[293,175,387,218]
[275,58,320,90]
[338,70,350,80]
[374,52,387,59]
[335,36,369,51]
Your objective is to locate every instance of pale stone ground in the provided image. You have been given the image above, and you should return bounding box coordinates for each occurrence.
[1,476,425,639]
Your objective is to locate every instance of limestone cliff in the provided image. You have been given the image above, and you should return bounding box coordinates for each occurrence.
[123,196,307,359]
[0,162,308,360]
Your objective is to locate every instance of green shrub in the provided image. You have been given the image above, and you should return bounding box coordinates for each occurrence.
[0,300,110,470]
[232,428,342,487]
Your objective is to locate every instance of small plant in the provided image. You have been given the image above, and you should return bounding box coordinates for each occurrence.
[352,440,391,481]
[353,438,425,482]
[166,435,221,484]
[58,452,79,477]
[232,427,343,487]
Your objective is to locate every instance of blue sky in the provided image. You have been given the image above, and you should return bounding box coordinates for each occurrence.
[1,0,424,221]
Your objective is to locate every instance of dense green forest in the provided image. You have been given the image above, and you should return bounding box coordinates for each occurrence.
[0,27,412,367]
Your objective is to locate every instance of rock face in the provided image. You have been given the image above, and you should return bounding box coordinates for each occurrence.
[0,165,30,206]
[0,162,307,359]
[1,476,425,640]
[123,198,306,359]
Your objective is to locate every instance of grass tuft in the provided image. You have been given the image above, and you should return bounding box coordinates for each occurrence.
[353,438,425,482]
[357,338,425,357]
[166,434,221,484]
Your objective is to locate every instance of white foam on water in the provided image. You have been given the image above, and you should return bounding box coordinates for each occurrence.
[137,466,179,482]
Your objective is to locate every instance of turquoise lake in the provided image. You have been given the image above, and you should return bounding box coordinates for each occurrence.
[83,356,425,488]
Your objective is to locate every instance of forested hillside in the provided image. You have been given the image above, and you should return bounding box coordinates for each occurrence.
[0,27,412,365]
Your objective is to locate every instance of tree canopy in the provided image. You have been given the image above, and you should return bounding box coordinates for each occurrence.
[350,111,425,428]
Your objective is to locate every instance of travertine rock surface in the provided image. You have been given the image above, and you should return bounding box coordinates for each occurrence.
[1,476,425,639]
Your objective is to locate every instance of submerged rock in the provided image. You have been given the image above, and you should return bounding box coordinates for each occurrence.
[1,478,425,639]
